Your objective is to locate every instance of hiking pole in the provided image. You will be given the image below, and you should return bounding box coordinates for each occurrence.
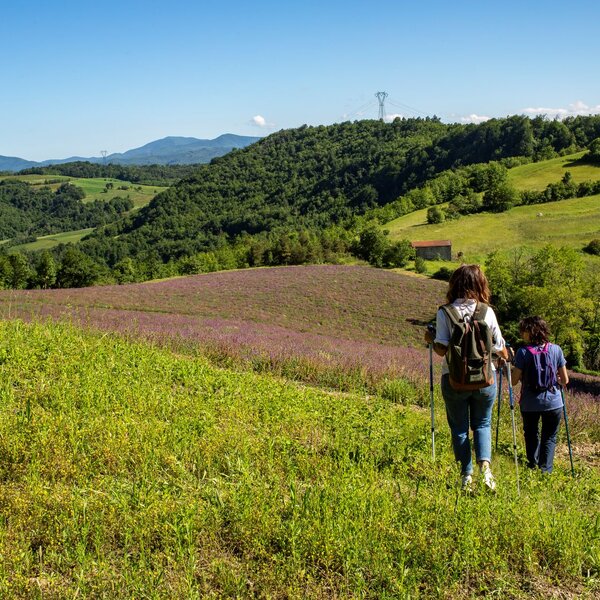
[427,325,436,461]
[560,387,575,478]
[495,365,503,451]
[505,362,520,496]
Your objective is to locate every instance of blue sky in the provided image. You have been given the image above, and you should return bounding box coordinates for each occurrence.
[2,0,599,161]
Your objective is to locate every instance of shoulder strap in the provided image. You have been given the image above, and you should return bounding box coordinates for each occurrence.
[440,304,462,325]
[472,302,488,321]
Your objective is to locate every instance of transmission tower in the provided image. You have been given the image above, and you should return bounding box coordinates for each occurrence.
[100,150,108,164]
[375,91,388,121]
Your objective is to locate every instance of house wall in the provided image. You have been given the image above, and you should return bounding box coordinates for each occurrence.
[415,246,452,260]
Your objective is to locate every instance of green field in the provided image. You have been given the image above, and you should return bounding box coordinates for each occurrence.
[5,228,94,252]
[387,194,600,264]
[1,174,166,208]
[0,319,597,598]
[508,152,600,191]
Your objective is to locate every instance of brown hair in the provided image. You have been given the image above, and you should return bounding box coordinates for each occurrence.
[446,264,491,304]
[519,316,551,345]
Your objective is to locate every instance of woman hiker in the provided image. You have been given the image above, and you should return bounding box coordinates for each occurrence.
[424,264,509,491]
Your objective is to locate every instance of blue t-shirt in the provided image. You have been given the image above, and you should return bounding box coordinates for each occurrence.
[514,343,566,412]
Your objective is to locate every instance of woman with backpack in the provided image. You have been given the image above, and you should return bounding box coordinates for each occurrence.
[424,264,509,491]
[510,316,569,474]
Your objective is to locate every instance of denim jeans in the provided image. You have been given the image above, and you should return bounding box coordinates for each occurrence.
[521,408,562,473]
[441,374,496,476]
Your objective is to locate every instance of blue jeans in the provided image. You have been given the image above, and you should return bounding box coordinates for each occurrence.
[521,408,562,473]
[441,374,496,476]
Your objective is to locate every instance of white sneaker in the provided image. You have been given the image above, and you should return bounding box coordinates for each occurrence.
[461,474,473,492]
[480,465,497,492]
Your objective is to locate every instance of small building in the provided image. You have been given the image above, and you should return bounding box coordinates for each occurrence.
[411,240,452,261]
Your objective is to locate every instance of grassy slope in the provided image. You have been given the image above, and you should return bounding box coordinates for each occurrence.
[8,228,95,251]
[387,152,600,263]
[0,319,597,598]
[387,193,600,263]
[507,152,600,191]
[1,174,166,207]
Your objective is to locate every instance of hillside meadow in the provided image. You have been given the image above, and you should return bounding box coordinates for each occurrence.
[0,174,165,207]
[507,152,600,191]
[5,228,95,252]
[386,194,600,264]
[0,319,598,598]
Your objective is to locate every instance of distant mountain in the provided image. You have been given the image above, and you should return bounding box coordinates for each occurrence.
[0,134,261,172]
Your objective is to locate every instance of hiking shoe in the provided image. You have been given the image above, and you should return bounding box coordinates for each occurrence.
[481,466,497,492]
[461,474,473,492]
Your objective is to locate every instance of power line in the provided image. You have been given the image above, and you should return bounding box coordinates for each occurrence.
[387,98,429,117]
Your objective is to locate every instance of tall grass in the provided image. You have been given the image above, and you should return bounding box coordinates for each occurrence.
[0,320,598,598]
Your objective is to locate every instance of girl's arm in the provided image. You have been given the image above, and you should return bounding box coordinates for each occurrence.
[423,330,447,356]
[558,365,569,386]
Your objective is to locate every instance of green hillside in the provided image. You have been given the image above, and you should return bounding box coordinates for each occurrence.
[387,193,600,263]
[0,319,597,598]
[77,115,600,265]
[508,152,600,191]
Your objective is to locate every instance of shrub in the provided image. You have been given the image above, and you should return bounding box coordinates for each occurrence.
[426,206,444,224]
[583,239,600,256]
[414,256,427,274]
[431,266,454,281]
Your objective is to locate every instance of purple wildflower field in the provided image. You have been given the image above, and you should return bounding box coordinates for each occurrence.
[0,266,445,391]
[1,264,597,436]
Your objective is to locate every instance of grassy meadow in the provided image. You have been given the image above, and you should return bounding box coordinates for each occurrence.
[1,174,166,207]
[508,152,600,191]
[6,228,95,252]
[386,194,600,264]
[0,319,598,598]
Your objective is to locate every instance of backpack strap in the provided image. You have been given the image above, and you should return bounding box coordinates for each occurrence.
[472,302,488,322]
[440,304,462,325]
[441,302,487,324]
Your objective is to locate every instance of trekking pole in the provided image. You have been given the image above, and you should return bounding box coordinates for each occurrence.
[505,362,520,496]
[560,387,575,478]
[427,325,436,461]
[495,365,503,451]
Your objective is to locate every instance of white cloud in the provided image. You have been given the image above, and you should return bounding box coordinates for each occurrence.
[521,100,600,120]
[460,114,491,124]
[384,113,404,122]
[250,115,274,128]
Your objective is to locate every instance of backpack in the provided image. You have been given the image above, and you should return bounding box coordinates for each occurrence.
[523,343,558,394]
[441,302,494,391]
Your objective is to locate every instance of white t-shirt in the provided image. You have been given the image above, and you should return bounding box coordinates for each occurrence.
[434,299,506,375]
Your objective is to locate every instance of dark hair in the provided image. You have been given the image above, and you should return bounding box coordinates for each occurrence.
[519,316,551,345]
[446,264,491,304]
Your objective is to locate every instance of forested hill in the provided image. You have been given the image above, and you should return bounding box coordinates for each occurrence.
[80,115,600,264]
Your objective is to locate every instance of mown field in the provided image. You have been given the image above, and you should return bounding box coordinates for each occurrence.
[0,319,598,598]
[386,194,600,265]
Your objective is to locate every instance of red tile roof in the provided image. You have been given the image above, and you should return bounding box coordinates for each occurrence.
[411,240,451,248]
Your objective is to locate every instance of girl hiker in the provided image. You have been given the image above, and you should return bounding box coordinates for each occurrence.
[510,316,569,474]
[424,264,509,491]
